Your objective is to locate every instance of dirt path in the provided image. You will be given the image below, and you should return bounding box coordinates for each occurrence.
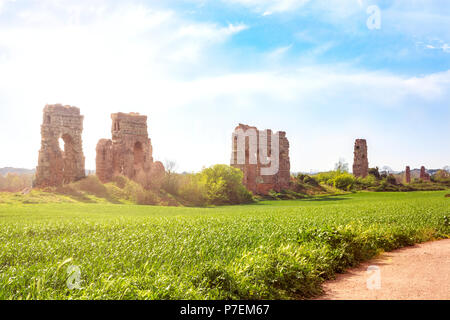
[316,239,450,300]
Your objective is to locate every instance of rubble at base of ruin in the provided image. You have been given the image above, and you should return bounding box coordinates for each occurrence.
[96,112,165,187]
[35,104,86,188]
[353,139,369,178]
[420,166,431,181]
[230,123,290,195]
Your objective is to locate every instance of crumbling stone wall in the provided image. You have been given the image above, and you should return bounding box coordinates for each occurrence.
[420,166,430,181]
[96,139,113,183]
[405,166,411,183]
[353,139,369,178]
[35,104,85,187]
[96,112,164,185]
[230,124,290,195]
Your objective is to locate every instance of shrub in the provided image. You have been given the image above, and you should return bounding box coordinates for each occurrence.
[177,165,253,206]
[303,175,319,186]
[179,174,208,206]
[136,189,159,205]
[162,172,184,195]
[113,175,128,189]
[199,165,253,205]
[368,167,381,180]
[332,173,355,190]
[72,175,109,198]
[386,175,397,185]
[356,174,378,189]
[314,171,339,185]
[432,170,450,186]
[0,173,33,192]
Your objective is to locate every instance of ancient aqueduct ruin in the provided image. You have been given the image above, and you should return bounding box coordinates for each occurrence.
[230,124,290,194]
[35,105,86,188]
[34,104,432,194]
[96,112,165,185]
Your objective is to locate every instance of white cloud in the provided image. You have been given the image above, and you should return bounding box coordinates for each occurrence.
[417,40,450,54]
[265,44,292,61]
[0,2,248,170]
[0,0,448,172]
[160,68,450,172]
[223,0,310,14]
[0,0,15,13]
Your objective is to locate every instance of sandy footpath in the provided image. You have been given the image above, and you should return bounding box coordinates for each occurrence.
[316,239,450,300]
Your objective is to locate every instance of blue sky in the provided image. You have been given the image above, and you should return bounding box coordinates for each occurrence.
[0,0,449,173]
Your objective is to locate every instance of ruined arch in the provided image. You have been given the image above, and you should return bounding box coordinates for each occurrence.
[35,104,85,187]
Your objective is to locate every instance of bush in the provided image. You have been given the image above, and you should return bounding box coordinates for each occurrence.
[162,172,183,195]
[303,175,319,186]
[295,174,319,187]
[432,170,450,186]
[72,175,109,198]
[199,165,253,205]
[314,171,338,185]
[0,173,33,192]
[179,174,208,206]
[356,174,378,189]
[113,175,128,189]
[136,189,159,205]
[368,167,381,180]
[386,175,397,185]
[177,165,253,206]
[291,174,325,196]
[312,171,355,191]
[332,173,355,190]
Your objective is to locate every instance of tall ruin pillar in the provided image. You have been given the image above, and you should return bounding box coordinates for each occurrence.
[405,166,411,183]
[352,139,369,178]
[96,139,113,183]
[35,104,85,188]
[420,166,430,181]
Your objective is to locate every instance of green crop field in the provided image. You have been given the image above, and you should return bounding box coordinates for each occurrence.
[0,191,449,300]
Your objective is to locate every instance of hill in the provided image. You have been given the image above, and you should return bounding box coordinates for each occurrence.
[0,167,35,176]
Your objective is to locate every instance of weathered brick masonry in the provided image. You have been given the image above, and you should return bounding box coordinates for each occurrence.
[35,104,85,187]
[353,139,369,178]
[231,124,290,195]
[96,112,165,185]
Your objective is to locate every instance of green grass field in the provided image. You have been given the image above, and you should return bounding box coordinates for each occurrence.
[0,191,449,300]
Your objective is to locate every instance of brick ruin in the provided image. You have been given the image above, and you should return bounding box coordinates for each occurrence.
[352,139,369,178]
[33,105,432,192]
[96,112,165,186]
[230,124,290,195]
[405,166,411,183]
[35,105,85,188]
[420,166,431,181]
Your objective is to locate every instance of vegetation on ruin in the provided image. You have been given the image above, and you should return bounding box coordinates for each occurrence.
[0,191,448,299]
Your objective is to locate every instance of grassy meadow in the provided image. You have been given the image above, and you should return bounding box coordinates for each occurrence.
[0,190,449,300]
